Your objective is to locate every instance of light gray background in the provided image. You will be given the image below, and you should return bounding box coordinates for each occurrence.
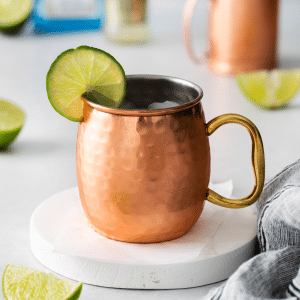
[1,0,300,299]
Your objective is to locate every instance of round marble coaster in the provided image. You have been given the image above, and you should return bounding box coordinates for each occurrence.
[30,187,257,289]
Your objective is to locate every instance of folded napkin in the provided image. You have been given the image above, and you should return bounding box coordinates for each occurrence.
[204,159,300,300]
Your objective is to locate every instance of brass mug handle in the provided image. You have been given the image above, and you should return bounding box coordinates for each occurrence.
[206,114,265,208]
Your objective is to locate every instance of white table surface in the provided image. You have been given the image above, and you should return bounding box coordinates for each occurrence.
[1,0,300,299]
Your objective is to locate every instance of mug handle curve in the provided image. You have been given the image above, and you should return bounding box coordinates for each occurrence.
[182,0,206,64]
[206,114,265,208]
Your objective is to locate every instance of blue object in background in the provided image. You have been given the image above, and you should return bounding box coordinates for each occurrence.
[32,0,105,34]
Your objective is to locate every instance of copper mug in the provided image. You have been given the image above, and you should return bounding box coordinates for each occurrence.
[77,75,265,243]
[183,0,279,75]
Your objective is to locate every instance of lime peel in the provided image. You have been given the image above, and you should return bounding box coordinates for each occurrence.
[46,45,126,122]
[236,68,300,109]
[2,264,82,300]
[0,99,25,149]
[0,0,33,33]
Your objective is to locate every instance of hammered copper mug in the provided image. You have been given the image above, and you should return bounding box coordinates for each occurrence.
[183,0,279,74]
[77,75,265,243]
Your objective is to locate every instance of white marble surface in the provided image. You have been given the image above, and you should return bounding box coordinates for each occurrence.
[1,0,300,299]
[30,186,256,290]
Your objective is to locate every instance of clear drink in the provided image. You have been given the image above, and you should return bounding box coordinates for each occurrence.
[85,92,180,110]
[120,100,179,110]
[104,0,150,44]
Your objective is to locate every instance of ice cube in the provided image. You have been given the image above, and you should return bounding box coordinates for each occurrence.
[148,101,179,110]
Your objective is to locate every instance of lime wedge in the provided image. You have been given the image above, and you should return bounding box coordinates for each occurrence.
[0,99,25,149]
[46,45,126,122]
[0,0,33,34]
[236,69,300,109]
[2,264,82,300]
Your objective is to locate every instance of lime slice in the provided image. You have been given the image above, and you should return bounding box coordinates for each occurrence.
[46,45,126,122]
[236,69,300,109]
[2,264,82,300]
[0,99,25,149]
[0,0,33,34]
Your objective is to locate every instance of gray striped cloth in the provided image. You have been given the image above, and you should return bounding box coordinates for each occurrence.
[204,159,300,300]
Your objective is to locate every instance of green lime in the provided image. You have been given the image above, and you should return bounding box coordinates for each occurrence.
[2,264,82,300]
[236,68,300,109]
[0,0,33,34]
[0,99,25,149]
[46,45,126,122]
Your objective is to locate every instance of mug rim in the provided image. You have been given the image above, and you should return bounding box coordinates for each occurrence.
[82,74,203,116]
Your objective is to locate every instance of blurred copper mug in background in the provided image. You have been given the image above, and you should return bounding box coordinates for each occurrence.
[77,75,265,243]
[183,0,279,75]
